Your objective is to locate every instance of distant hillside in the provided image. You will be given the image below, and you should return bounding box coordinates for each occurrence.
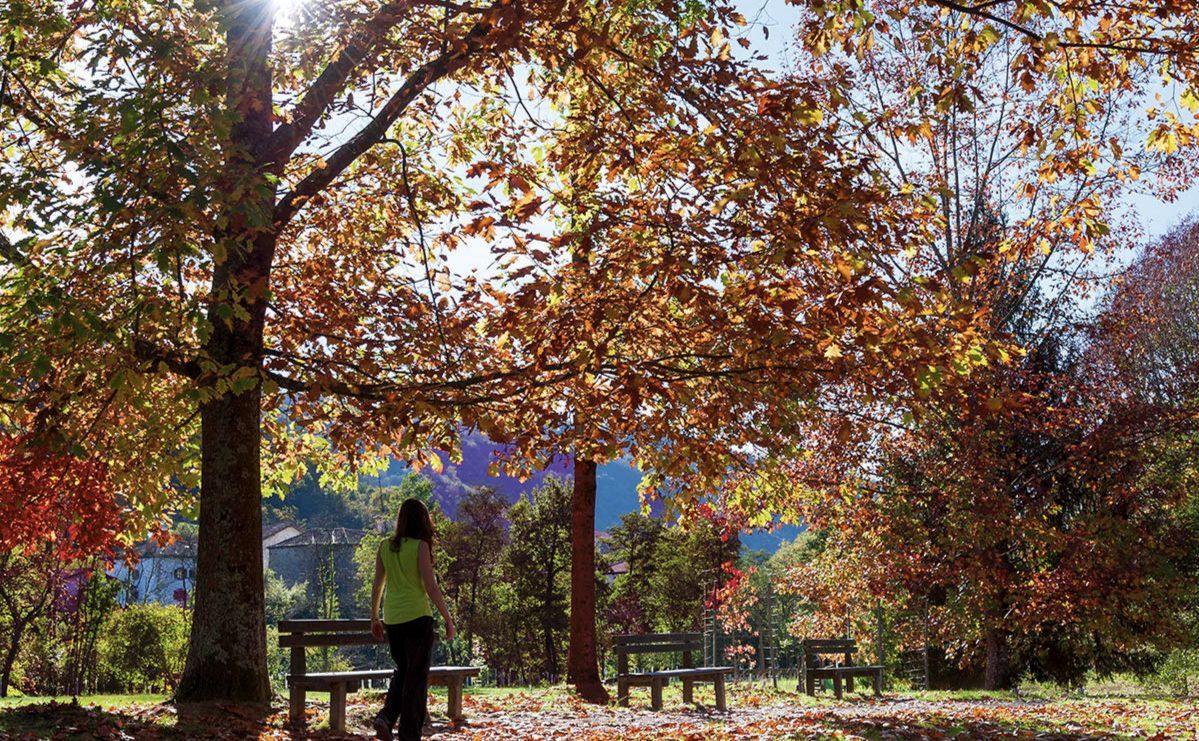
[364,429,799,552]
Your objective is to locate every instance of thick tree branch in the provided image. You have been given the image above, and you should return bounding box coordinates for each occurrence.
[262,364,579,406]
[131,339,205,380]
[267,0,415,167]
[273,1,529,229]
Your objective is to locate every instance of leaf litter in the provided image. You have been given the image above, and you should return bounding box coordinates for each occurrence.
[2,692,1197,739]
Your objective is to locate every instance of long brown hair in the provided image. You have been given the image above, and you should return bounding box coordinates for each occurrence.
[390,497,435,552]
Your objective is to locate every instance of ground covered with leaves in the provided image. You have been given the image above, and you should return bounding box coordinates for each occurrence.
[1,685,1197,740]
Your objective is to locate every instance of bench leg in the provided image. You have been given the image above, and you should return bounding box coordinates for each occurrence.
[329,683,347,733]
[833,674,843,700]
[873,670,882,697]
[714,674,727,712]
[617,678,629,708]
[447,676,464,721]
[682,679,693,704]
[804,672,815,696]
[289,684,306,728]
[846,675,854,694]
[650,679,663,711]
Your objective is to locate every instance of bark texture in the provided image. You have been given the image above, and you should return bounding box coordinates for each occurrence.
[984,626,1013,691]
[568,457,610,703]
[176,0,276,705]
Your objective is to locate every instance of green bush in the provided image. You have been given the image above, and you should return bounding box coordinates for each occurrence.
[267,625,288,691]
[1144,649,1199,696]
[265,568,308,625]
[265,568,310,692]
[97,604,189,693]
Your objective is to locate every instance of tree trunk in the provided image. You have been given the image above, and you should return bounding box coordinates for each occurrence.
[568,457,609,703]
[0,619,26,697]
[467,570,479,649]
[983,626,1012,690]
[175,365,271,703]
[176,0,276,706]
[544,617,557,679]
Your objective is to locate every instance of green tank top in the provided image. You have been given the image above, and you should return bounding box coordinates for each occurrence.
[378,537,433,625]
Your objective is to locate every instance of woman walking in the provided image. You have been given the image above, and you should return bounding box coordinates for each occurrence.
[371,498,456,741]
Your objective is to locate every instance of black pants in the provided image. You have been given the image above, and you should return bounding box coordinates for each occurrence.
[381,615,435,740]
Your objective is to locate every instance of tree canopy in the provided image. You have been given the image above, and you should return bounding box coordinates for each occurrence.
[3,0,1199,704]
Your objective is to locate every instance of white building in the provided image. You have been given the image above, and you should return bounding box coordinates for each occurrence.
[109,538,197,606]
[263,522,304,571]
[109,521,305,606]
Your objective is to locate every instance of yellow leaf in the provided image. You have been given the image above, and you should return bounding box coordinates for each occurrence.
[1181,87,1199,113]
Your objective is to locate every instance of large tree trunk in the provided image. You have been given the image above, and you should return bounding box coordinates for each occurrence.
[177,378,271,702]
[176,0,276,705]
[983,626,1012,691]
[568,457,610,703]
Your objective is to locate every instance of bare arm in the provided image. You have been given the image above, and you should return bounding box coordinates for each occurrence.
[418,541,455,640]
[370,551,386,639]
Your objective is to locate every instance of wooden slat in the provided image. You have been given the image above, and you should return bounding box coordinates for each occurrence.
[291,670,389,684]
[290,666,481,683]
[614,633,702,644]
[288,676,361,691]
[624,667,733,679]
[614,641,703,656]
[429,661,479,676]
[808,665,884,676]
[278,632,380,648]
[278,618,373,633]
[802,639,855,649]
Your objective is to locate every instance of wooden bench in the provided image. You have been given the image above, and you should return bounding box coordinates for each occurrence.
[279,619,480,732]
[614,632,733,711]
[800,638,883,700]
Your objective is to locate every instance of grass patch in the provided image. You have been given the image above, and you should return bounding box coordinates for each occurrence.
[0,693,167,711]
[0,697,172,739]
[899,688,1019,702]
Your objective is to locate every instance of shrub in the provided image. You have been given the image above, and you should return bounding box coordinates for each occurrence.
[265,568,307,625]
[267,625,288,691]
[1144,649,1199,697]
[96,604,189,693]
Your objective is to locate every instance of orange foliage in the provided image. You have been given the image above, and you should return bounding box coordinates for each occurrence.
[0,435,122,561]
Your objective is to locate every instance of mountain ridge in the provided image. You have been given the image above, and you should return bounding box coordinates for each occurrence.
[365,430,799,551]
